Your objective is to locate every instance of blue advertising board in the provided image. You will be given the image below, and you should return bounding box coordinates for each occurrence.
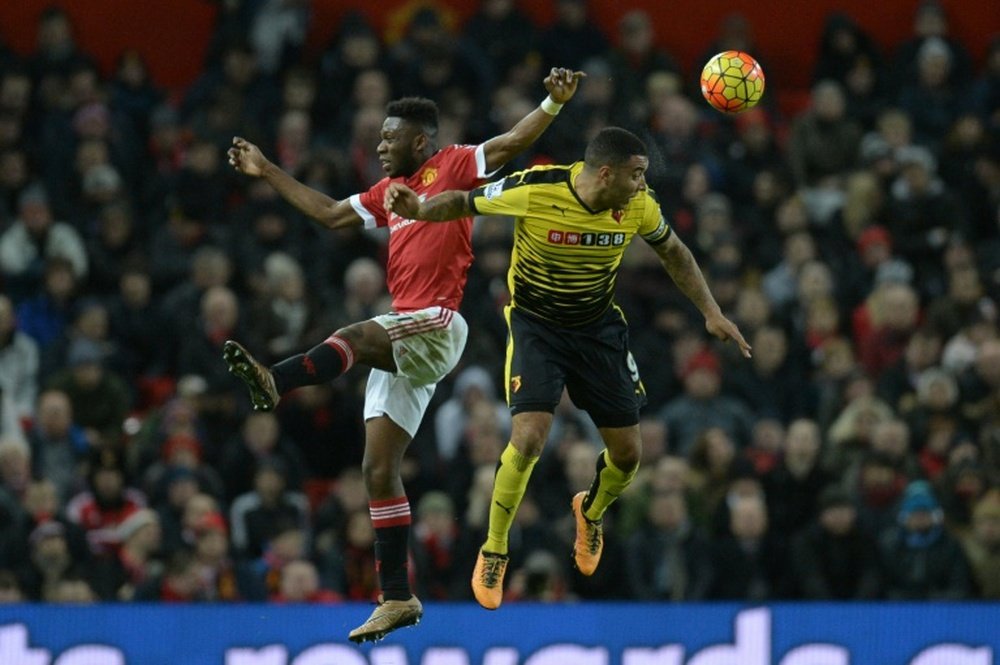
[0,603,996,665]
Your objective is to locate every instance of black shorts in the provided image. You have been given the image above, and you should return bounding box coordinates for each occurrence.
[503,305,646,428]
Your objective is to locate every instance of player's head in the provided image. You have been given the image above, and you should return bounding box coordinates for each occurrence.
[379,97,439,177]
[583,127,649,210]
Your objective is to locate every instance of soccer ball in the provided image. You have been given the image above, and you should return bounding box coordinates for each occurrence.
[700,51,765,114]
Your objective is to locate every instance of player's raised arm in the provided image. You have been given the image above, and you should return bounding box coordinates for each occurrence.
[228,136,361,230]
[480,67,586,174]
[654,231,753,358]
[384,183,471,222]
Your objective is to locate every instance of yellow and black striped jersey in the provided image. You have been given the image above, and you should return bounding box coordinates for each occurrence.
[468,161,671,327]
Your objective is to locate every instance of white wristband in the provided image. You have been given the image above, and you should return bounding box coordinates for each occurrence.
[540,95,564,116]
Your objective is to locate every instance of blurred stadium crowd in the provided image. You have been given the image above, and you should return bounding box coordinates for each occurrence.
[0,0,998,605]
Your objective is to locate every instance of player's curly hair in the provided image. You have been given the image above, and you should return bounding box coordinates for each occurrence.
[385,97,439,137]
[584,127,647,168]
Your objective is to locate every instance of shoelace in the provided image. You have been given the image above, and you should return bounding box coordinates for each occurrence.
[586,521,602,554]
[481,556,505,587]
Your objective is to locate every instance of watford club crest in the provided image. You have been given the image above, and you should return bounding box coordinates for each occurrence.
[421,167,438,186]
[510,376,522,393]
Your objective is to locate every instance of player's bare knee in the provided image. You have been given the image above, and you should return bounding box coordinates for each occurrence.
[510,413,552,458]
[337,322,394,370]
[608,442,641,473]
[361,456,398,495]
[512,435,545,458]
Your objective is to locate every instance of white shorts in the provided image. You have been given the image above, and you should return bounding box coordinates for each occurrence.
[363,306,468,437]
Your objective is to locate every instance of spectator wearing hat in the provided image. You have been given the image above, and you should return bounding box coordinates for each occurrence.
[190,510,266,601]
[90,508,163,600]
[790,484,881,599]
[228,457,309,559]
[659,348,755,455]
[877,479,973,599]
[65,448,146,556]
[0,183,88,301]
[853,224,894,286]
[0,294,39,423]
[960,490,1000,598]
[45,336,131,448]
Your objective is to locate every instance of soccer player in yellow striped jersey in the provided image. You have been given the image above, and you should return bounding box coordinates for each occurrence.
[470,159,670,327]
[385,127,752,610]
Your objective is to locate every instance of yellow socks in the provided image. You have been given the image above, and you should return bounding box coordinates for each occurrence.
[583,450,637,522]
[484,443,538,555]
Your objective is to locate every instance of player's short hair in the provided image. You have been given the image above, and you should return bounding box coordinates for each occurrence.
[385,97,439,137]
[584,127,647,168]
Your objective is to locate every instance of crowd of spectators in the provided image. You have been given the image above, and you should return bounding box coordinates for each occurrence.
[0,0,998,605]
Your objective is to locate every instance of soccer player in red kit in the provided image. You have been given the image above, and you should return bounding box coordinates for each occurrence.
[224,67,583,642]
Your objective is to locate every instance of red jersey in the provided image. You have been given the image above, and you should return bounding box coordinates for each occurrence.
[349,144,494,312]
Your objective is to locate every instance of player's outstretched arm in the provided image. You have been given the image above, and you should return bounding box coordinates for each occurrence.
[655,232,753,358]
[480,67,586,174]
[228,136,361,230]
[384,184,471,222]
